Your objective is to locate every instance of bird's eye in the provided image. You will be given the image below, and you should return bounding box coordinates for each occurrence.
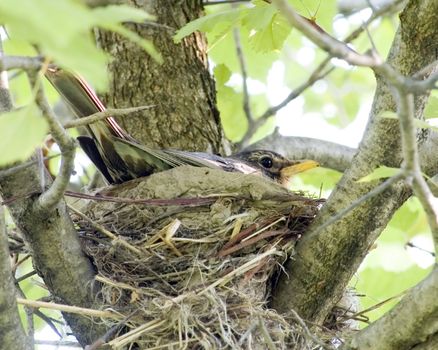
[260,156,273,169]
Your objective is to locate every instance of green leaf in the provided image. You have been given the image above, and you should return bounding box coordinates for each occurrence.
[174,9,245,43]
[357,166,400,183]
[214,64,232,86]
[175,1,291,54]
[356,264,431,323]
[424,96,438,119]
[0,104,48,165]
[0,0,158,90]
[91,4,154,25]
[217,86,247,142]
[241,0,276,30]
[379,110,438,133]
[247,12,291,53]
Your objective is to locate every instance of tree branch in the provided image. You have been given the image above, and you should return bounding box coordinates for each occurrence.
[270,0,438,326]
[0,194,30,350]
[233,25,253,125]
[27,72,76,213]
[249,134,356,172]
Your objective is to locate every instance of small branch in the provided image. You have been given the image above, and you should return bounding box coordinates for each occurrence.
[233,25,254,134]
[14,285,35,347]
[0,55,44,72]
[237,63,334,149]
[310,171,406,237]
[16,298,120,319]
[63,105,155,129]
[395,89,438,255]
[0,153,61,180]
[272,0,382,67]
[407,67,438,92]
[28,72,76,213]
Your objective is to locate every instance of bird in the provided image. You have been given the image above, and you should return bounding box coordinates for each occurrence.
[45,67,319,186]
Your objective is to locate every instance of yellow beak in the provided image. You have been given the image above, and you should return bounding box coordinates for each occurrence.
[281,160,319,179]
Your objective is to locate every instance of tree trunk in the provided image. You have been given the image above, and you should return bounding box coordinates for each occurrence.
[97,0,230,154]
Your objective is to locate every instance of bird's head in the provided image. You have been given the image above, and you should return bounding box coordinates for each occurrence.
[231,150,319,186]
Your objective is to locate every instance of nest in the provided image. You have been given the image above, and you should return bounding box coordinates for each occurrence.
[72,166,324,349]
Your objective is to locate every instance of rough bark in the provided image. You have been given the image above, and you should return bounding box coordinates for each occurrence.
[0,165,106,347]
[0,206,30,350]
[96,0,230,154]
[271,0,438,325]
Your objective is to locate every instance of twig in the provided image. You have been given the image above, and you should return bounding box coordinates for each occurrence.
[406,241,436,257]
[233,25,254,129]
[15,274,35,347]
[395,89,438,256]
[67,204,144,257]
[16,298,120,319]
[310,171,406,237]
[63,106,156,129]
[0,55,44,72]
[272,0,382,67]
[289,309,333,350]
[34,340,81,348]
[85,310,139,350]
[64,190,217,206]
[28,71,76,213]
[0,153,61,180]
[238,63,334,149]
[34,308,63,338]
[107,319,167,348]
[15,270,38,283]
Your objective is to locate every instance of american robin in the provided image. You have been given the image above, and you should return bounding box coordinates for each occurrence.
[46,68,318,185]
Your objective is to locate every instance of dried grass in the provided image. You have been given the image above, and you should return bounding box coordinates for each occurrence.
[72,167,328,349]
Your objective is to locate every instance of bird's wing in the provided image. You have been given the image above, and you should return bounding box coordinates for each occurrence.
[162,150,233,170]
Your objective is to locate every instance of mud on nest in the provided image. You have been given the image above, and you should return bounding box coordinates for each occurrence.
[72,166,323,349]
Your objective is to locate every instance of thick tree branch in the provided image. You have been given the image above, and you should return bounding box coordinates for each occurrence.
[27,72,76,213]
[249,134,356,172]
[270,0,438,326]
[0,207,30,350]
